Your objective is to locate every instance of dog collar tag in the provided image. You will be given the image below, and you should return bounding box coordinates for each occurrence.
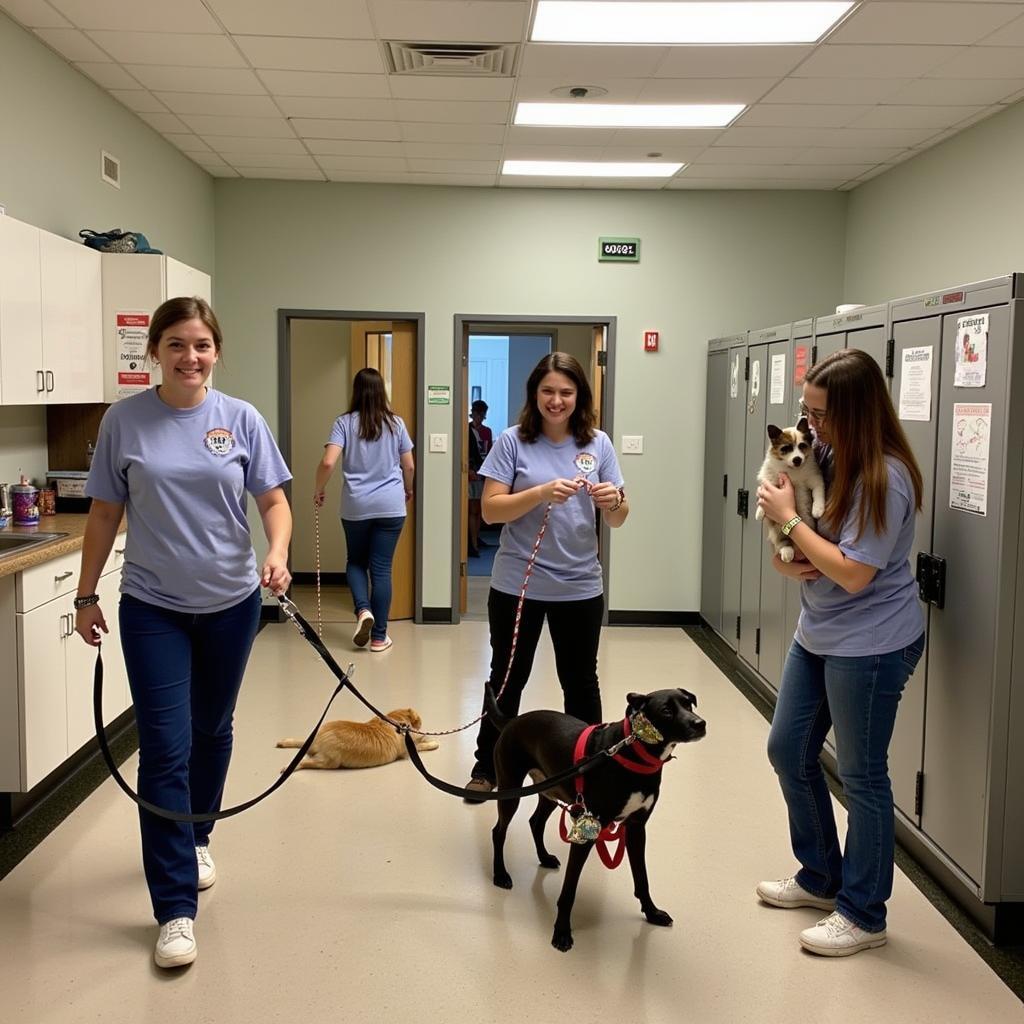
[630,711,664,745]
[567,810,602,845]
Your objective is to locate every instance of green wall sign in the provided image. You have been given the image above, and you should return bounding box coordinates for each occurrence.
[598,237,640,262]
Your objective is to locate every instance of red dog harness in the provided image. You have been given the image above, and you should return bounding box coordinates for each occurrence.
[558,717,665,868]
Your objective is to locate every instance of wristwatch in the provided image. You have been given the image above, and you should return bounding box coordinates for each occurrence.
[73,593,100,609]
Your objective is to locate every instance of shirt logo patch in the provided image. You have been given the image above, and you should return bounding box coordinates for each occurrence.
[574,452,597,475]
[204,428,235,456]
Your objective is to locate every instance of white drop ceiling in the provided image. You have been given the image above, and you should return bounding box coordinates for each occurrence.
[4,0,1024,190]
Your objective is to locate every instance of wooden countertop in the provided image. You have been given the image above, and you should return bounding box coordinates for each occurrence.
[0,513,124,580]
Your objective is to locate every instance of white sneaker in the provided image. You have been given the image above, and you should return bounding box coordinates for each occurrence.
[196,845,216,890]
[800,911,887,957]
[756,876,836,911]
[154,917,197,968]
[352,610,374,648]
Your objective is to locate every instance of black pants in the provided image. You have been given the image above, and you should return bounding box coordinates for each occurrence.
[471,587,605,780]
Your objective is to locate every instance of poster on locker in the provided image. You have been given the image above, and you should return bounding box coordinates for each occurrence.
[949,402,991,516]
[898,346,933,421]
[954,313,988,388]
[769,354,786,404]
[730,353,739,398]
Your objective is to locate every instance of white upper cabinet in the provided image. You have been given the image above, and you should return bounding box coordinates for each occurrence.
[0,216,45,405]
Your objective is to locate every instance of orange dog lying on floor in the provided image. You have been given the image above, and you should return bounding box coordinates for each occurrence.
[276,708,439,770]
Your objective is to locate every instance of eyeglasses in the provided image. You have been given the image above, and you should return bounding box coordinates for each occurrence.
[799,400,828,426]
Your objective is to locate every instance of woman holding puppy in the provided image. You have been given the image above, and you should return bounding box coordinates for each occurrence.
[755,348,924,957]
[464,352,628,799]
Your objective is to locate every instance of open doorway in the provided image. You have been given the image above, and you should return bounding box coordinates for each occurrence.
[277,309,425,632]
[452,315,617,622]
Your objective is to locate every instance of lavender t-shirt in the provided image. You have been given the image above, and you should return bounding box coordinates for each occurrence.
[481,427,623,601]
[328,412,413,520]
[797,450,924,656]
[86,388,291,613]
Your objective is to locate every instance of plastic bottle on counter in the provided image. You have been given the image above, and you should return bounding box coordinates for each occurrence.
[12,474,40,526]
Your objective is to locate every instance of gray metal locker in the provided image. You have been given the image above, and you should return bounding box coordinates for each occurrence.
[701,339,731,633]
[812,303,889,379]
[722,335,749,650]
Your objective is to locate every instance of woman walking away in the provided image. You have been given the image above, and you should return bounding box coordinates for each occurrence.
[315,367,414,652]
[755,348,924,957]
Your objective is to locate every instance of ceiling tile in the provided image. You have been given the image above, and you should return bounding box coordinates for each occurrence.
[762,78,907,104]
[205,0,373,37]
[796,146,907,165]
[690,146,806,165]
[884,78,1024,105]
[215,152,318,169]
[85,31,247,67]
[47,0,221,32]
[599,145,707,162]
[136,111,190,133]
[403,172,495,187]
[519,44,667,79]
[395,99,509,123]
[317,155,410,171]
[155,93,281,117]
[291,118,402,140]
[126,66,268,95]
[73,62,141,89]
[406,157,499,174]
[579,178,665,189]
[654,45,813,79]
[190,153,232,168]
[387,76,515,102]
[197,164,240,177]
[162,133,212,153]
[33,28,110,62]
[716,126,939,148]
[606,128,723,146]
[234,36,385,73]
[515,77,646,102]
[680,163,875,180]
[501,143,606,160]
[307,139,406,156]
[978,11,1024,45]
[179,114,298,137]
[505,125,616,146]
[849,104,984,130]
[738,104,871,128]
[369,1,527,43]
[794,44,966,78]
[637,78,777,103]
[107,89,168,113]
[399,122,506,143]
[235,167,328,180]
[402,141,502,160]
[828,3,1021,46]
[258,70,389,98]
[926,46,1024,78]
[2,0,71,29]
[666,178,843,190]
[198,135,308,154]
[276,96,396,119]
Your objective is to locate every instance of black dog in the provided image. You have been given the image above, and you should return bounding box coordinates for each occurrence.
[488,688,706,951]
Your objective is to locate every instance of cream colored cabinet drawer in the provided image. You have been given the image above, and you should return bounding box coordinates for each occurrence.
[16,549,80,612]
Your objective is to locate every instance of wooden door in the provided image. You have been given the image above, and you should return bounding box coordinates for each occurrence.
[591,324,605,427]
[350,321,417,620]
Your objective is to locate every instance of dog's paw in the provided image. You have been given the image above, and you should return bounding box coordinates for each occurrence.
[551,928,574,952]
[417,740,440,752]
[755,507,764,521]
[493,871,513,890]
[538,853,560,870]
[812,501,824,518]
[779,546,795,563]
[644,908,674,927]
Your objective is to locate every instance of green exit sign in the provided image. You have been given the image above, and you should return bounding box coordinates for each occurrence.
[598,237,640,262]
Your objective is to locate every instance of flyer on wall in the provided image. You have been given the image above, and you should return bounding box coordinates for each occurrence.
[115,312,154,399]
[954,313,988,388]
[769,353,786,405]
[949,402,992,516]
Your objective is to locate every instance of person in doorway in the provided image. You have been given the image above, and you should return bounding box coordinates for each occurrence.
[755,348,925,957]
[314,367,414,652]
[467,398,493,558]
[74,296,293,970]
[464,352,628,799]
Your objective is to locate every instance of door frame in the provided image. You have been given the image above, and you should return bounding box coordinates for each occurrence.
[451,314,618,625]
[277,308,427,624]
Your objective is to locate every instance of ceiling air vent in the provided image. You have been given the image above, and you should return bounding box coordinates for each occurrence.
[101,150,121,189]
[385,41,518,76]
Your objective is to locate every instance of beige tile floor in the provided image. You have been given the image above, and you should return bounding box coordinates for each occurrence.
[2,617,1021,1023]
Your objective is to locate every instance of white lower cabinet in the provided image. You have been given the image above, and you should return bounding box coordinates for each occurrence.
[10,539,130,791]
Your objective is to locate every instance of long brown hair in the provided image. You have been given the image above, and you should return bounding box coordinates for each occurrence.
[517,352,596,445]
[146,296,222,359]
[805,349,922,539]
[348,367,397,441]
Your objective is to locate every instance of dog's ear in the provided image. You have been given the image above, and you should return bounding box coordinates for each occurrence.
[766,424,782,442]
[626,692,647,711]
[677,688,698,707]
[797,415,810,435]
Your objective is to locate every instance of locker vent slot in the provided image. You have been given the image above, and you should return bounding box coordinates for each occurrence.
[914,771,924,816]
[754,628,761,655]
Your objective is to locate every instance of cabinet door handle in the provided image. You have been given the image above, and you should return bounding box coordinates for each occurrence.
[114,547,125,555]
[45,370,55,393]
[54,570,74,582]
[36,369,45,392]
[59,613,69,639]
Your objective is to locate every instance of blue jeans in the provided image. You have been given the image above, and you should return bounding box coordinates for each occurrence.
[767,634,925,932]
[119,589,261,924]
[341,516,405,641]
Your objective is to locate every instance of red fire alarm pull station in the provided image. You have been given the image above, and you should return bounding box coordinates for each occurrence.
[644,331,659,352]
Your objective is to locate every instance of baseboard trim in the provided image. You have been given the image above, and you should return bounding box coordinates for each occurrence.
[607,610,700,627]
[292,571,346,586]
[422,607,453,623]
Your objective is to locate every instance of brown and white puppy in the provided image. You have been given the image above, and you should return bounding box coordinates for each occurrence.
[755,416,825,563]
[276,708,438,770]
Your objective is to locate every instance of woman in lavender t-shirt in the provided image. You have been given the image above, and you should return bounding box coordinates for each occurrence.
[755,349,925,957]
[463,352,628,799]
[314,368,415,652]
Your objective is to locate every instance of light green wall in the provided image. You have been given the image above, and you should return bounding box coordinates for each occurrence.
[214,180,847,611]
[844,100,1024,304]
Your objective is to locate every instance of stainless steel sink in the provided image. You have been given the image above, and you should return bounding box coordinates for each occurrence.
[0,531,69,557]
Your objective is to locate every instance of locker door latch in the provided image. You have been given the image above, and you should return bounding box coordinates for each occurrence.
[916,552,946,609]
[737,488,749,518]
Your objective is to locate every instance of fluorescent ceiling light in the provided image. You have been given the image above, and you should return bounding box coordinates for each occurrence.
[515,102,744,128]
[532,1,854,44]
[502,160,683,177]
